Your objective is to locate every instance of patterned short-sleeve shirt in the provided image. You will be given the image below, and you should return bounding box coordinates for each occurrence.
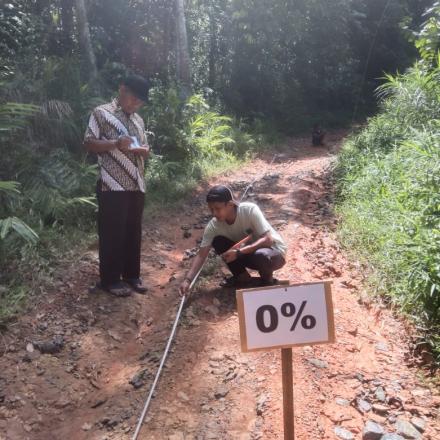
[84,98,147,192]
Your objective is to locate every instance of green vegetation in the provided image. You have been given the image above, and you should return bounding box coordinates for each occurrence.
[335,5,440,363]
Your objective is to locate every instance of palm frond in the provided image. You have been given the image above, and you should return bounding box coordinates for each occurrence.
[0,216,38,243]
[40,100,73,119]
[0,181,20,195]
[0,102,39,134]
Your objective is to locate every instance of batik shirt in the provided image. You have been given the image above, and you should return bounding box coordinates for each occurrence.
[84,98,147,192]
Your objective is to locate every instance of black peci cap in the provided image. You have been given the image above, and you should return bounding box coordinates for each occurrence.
[122,74,150,102]
[206,185,237,204]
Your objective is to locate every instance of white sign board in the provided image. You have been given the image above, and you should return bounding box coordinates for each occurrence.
[236,281,335,352]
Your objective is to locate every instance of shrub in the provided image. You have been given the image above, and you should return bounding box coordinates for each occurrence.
[335,58,440,364]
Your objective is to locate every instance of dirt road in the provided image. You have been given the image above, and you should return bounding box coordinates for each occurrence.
[1,132,438,440]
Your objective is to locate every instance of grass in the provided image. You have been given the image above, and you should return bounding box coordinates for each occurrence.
[0,225,96,324]
[334,60,440,366]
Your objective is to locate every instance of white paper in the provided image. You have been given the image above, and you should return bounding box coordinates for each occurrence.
[129,136,141,148]
[242,283,329,350]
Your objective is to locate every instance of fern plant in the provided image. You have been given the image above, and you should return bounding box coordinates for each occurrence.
[19,150,97,226]
[0,102,38,136]
[414,2,440,65]
[0,181,38,244]
[184,95,235,160]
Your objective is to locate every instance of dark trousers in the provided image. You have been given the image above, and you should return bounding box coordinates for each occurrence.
[212,236,285,281]
[97,186,145,287]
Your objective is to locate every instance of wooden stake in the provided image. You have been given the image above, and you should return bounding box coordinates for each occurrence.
[281,348,294,440]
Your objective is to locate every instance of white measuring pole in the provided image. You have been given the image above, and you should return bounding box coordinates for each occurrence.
[132,294,185,440]
[131,266,204,440]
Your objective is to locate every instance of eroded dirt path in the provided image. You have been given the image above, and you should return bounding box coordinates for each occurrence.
[1,132,439,440]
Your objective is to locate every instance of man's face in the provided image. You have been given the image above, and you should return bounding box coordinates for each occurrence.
[208,201,235,222]
[118,85,144,114]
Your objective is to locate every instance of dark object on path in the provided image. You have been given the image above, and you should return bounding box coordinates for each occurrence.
[33,335,64,354]
[312,124,325,146]
[130,368,153,389]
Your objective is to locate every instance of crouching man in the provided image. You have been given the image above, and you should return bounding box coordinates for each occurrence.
[179,185,287,296]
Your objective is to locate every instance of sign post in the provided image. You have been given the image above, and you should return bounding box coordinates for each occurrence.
[281,348,294,440]
[236,280,335,439]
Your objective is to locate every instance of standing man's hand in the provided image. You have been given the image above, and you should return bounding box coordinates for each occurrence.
[133,145,150,159]
[116,135,133,152]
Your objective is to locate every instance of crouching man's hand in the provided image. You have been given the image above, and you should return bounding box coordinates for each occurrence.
[179,278,191,296]
[221,249,238,263]
[179,245,211,297]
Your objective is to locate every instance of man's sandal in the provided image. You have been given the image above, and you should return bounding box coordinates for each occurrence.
[123,278,148,294]
[219,275,256,288]
[259,278,280,287]
[89,282,132,297]
[219,276,236,288]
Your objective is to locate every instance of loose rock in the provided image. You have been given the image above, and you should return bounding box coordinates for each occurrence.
[336,398,350,407]
[363,420,385,440]
[168,433,185,440]
[101,416,120,429]
[372,404,389,416]
[205,305,220,316]
[82,422,92,431]
[33,335,64,354]
[375,343,389,352]
[214,386,229,399]
[256,394,268,415]
[375,386,386,402]
[129,369,151,389]
[357,398,372,413]
[307,358,328,369]
[108,330,122,342]
[177,391,190,402]
[334,426,354,439]
[396,419,422,439]
[410,417,426,433]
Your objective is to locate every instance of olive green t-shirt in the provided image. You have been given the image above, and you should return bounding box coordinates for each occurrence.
[200,202,287,256]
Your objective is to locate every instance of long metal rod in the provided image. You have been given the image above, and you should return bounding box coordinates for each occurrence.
[132,154,278,439]
[132,294,186,440]
[131,263,205,440]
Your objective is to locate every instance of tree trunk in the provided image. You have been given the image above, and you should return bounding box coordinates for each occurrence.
[61,0,74,53]
[175,0,192,98]
[74,0,98,83]
[208,5,216,89]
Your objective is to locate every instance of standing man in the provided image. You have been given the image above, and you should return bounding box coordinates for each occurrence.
[180,185,287,295]
[84,75,151,297]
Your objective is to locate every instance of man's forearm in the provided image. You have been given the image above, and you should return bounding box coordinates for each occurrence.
[84,139,117,154]
[185,254,205,281]
[185,247,211,281]
[240,234,273,254]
